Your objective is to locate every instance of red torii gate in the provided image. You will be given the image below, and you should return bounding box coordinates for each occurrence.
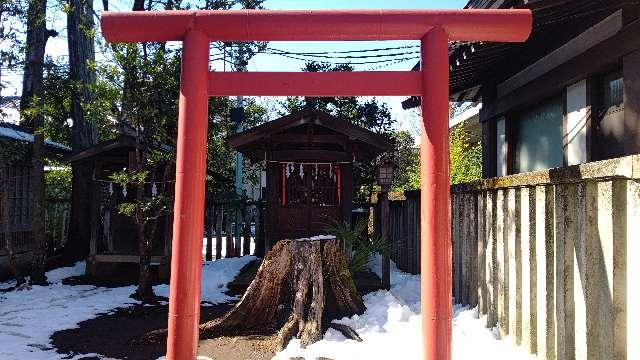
[101,9,531,360]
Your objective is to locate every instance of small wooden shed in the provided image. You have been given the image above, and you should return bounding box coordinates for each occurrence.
[228,107,391,250]
[67,133,174,279]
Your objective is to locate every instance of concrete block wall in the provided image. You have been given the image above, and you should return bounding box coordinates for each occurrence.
[451,154,640,360]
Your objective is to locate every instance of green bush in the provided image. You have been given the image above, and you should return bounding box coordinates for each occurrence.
[450,125,482,184]
[45,164,72,199]
[325,219,390,274]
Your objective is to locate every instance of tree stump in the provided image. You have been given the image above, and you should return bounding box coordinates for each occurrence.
[199,237,365,350]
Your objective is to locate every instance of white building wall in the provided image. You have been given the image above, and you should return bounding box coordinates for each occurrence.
[565,80,588,166]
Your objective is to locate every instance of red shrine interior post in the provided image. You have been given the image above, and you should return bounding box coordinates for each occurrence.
[420,27,452,360]
[166,29,210,360]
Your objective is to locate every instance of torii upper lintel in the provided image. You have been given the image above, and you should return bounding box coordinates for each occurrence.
[101,9,531,43]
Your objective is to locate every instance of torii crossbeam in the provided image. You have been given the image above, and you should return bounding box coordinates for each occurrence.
[101,9,531,360]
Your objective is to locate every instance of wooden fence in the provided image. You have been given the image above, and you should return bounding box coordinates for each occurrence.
[379,155,640,359]
[0,195,71,277]
[455,155,639,359]
[45,198,70,254]
[203,201,265,260]
[377,191,421,274]
[1,162,71,265]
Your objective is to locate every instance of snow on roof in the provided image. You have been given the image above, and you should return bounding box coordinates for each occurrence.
[0,122,71,152]
[449,102,481,129]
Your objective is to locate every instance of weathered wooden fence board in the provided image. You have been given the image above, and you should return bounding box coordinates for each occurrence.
[452,177,634,360]
[375,155,640,360]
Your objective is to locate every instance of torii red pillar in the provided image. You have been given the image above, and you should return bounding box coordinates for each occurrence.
[101,9,531,360]
[167,29,210,357]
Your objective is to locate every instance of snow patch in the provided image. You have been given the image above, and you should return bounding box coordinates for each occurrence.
[45,261,86,283]
[293,234,336,242]
[154,256,255,305]
[0,257,252,359]
[0,263,137,359]
[275,255,535,360]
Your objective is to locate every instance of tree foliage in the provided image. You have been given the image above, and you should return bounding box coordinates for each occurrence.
[390,130,419,192]
[0,0,24,99]
[100,0,267,301]
[44,164,71,199]
[449,124,482,184]
[206,97,269,198]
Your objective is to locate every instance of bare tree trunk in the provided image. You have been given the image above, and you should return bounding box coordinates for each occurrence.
[21,0,53,285]
[205,238,364,349]
[135,222,154,302]
[134,148,154,303]
[29,122,47,284]
[20,0,48,127]
[140,238,365,350]
[132,0,144,10]
[118,0,156,304]
[66,0,98,263]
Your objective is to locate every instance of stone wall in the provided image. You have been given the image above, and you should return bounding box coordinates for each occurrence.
[451,154,640,360]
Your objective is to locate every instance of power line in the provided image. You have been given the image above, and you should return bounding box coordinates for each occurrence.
[219,44,418,54]
[211,53,419,66]
[264,48,419,59]
[258,52,419,66]
[263,45,419,56]
[365,57,418,71]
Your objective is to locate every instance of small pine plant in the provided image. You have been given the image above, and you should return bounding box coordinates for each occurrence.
[325,219,390,274]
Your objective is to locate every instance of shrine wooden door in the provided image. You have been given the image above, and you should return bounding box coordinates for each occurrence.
[277,163,341,240]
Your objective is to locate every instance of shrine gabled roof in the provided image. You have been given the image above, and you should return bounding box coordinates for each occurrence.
[227,107,392,163]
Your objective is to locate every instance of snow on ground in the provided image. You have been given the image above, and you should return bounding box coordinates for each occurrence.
[0,251,535,360]
[155,255,255,304]
[0,256,254,359]
[275,255,535,360]
[0,262,135,359]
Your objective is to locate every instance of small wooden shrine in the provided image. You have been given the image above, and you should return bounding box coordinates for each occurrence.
[228,107,391,250]
[68,133,174,279]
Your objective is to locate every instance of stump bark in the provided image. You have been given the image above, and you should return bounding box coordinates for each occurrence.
[199,237,365,350]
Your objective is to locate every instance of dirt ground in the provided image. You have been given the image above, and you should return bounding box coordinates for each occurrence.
[51,302,269,360]
[51,261,279,360]
[50,259,353,359]
[198,335,278,360]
